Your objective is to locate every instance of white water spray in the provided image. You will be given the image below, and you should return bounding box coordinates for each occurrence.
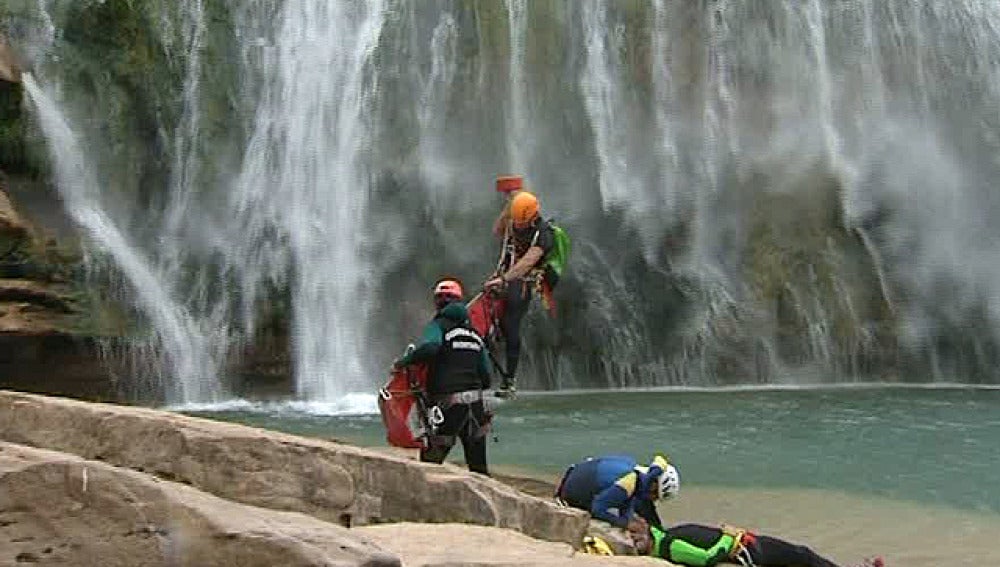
[18,0,1000,395]
[579,2,633,210]
[229,2,388,401]
[504,0,529,172]
[22,74,221,403]
[417,11,459,194]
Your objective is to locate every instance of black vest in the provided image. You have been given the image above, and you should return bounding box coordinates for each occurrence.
[430,317,485,395]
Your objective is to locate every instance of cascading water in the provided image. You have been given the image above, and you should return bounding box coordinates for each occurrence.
[580,2,634,212]
[21,74,221,403]
[10,0,1000,403]
[228,1,388,404]
[416,10,460,196]
[504,0,529,173]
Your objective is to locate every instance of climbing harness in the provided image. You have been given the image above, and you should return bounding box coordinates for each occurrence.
[721,525,757,567]
[406,364,439,447]
[733,546,757,567]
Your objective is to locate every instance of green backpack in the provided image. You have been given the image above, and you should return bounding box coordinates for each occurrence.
[544,220,570,288]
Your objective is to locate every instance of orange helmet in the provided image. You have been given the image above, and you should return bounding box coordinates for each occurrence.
[433,278,464,305]
[510,191,540,228]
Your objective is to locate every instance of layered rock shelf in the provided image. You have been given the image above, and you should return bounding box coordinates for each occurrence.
[0,442,400,566]
[0,391,660,566]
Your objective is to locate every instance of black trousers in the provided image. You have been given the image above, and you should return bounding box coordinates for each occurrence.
[419,400,489,476]
[499,279,532,381]
[746,534,840,567]
[664,524,840,567]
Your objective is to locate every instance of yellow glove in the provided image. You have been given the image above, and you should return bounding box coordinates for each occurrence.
[581,536,615,556]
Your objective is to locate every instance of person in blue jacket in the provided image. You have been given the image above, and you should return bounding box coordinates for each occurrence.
[555,454,679,530]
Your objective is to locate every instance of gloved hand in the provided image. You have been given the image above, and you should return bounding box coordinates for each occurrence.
[484,277,507,293]
[627,525,652,555]
[626,516,648,534]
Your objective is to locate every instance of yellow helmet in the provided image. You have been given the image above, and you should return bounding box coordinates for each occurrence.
[510,191,540,228]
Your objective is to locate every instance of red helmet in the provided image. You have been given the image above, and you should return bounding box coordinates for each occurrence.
[433,278,464,306]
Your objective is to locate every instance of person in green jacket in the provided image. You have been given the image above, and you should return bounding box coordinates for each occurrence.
[629,521,883,567]
[394,277,493,475]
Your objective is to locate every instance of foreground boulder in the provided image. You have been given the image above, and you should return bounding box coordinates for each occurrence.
[0,441,399,566]
[357,523,663,566]
[0,391,589,546]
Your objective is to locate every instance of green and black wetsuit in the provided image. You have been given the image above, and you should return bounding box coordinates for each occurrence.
[648,524,840,567]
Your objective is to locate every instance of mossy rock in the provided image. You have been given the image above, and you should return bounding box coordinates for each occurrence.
[742,170,896,369]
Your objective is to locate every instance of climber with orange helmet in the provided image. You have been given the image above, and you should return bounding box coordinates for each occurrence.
[393,277,493,474]
[484,187,556,392]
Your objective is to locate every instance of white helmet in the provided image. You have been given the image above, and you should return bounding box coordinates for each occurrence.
[657,464,680,500]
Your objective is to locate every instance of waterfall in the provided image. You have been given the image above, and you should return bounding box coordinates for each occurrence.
[22,74,221,403]
[504,0,529,172]
[160,0,207,254]
[229,1,388,402]
[13,0,1000,399]
[579,2,633,211]
[417,11,459,194]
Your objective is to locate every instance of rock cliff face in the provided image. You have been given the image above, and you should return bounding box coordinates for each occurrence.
[0,37,20,84]
[0,441,401,566]
[0,391,590,547]
[0,175,119,401]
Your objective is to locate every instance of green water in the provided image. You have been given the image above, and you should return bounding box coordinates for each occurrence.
[188,386,1000,515]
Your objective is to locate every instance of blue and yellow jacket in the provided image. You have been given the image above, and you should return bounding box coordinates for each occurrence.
[559,455,668,528]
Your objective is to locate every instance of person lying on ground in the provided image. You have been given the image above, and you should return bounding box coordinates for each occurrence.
[628,518,884,567]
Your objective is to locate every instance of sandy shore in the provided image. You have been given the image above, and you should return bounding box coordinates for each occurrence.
[490,464,997,567]
[661,485,999,567]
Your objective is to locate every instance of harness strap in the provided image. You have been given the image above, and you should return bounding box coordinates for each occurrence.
[720,524,756,565]
[429,395,490,441]
[435,389,483,405]
[734,546,756,567]
[500,222,542,274]
[497,222,513,274]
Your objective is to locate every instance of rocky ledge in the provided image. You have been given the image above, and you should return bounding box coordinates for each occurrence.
[0,174,121,401]
[0,441,400,566]
[0,391,589,545]
[0,391,669,566]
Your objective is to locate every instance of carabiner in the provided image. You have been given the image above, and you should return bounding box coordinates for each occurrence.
[429,405,445,426]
